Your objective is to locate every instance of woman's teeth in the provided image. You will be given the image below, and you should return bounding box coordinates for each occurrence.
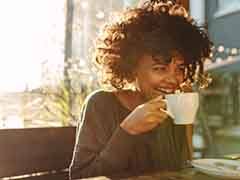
[157,88,173,94]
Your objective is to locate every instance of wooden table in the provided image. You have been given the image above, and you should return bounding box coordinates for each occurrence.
[82,168,222,180]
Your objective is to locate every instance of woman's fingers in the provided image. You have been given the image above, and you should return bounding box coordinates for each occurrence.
[159,109,173,119]
[147,98,167,110]
[146,109,169,123]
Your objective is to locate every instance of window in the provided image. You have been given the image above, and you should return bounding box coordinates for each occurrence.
[0,0,65,128]
[215,0,240,18]
[0,0,135,129]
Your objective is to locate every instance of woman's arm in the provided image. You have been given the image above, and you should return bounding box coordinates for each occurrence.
[69,92,138,179]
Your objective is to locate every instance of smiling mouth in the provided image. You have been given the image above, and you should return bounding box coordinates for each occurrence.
[156,87,175,94]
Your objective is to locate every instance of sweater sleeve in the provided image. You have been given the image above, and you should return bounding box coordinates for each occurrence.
[69,91,139,179]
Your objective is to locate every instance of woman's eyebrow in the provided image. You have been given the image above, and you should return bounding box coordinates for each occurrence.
[152,59,185,65]
[152,55,185,65]
[151,61,168,65]
[177,62,185,66]
[152,57,170,65]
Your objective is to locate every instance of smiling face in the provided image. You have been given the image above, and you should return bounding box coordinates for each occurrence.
[134,52,185,100]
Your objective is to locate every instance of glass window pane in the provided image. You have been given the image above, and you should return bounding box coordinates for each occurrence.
[0,0,65,128]
[218,0,240,11]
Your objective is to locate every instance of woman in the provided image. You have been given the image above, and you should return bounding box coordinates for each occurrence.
[69,0,212,179]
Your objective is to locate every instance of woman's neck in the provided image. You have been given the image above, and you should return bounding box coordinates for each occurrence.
[114,89,145,111]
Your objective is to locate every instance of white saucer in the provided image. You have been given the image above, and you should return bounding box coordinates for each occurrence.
[191,158,240,179]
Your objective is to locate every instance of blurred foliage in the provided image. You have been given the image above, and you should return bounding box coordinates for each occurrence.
[40,75,99,126]
[42,81,72,126]
[20,66,99,127]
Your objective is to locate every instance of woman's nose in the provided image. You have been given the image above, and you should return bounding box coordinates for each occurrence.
[165,74,178,85]
[164,66,180,85]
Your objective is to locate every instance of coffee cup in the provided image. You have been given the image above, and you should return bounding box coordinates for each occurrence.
[165,92,199,125]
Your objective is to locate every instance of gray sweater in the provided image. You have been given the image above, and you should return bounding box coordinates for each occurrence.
[69,90,190,179]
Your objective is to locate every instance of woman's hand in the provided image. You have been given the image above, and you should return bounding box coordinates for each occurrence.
[120,96,171,135]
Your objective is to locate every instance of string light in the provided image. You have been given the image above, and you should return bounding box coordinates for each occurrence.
[231,48,238,55]
[217,45,225,53]
[210,45,240,65]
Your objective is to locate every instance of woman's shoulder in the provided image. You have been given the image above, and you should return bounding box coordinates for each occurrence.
[84,89,115,107]
[84,89,136,112]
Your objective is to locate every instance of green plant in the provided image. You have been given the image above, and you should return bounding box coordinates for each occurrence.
[42,81,72,126]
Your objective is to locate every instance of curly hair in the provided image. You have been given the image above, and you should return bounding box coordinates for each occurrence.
[93,0,213,89]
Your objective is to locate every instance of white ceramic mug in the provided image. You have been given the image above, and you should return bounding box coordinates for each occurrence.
[165,92,199,125]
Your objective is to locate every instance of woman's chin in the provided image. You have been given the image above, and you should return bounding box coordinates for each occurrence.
[145,93,164,100]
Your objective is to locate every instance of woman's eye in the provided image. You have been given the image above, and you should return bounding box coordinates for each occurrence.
[152,66,166,71]
[176,66,185,72]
